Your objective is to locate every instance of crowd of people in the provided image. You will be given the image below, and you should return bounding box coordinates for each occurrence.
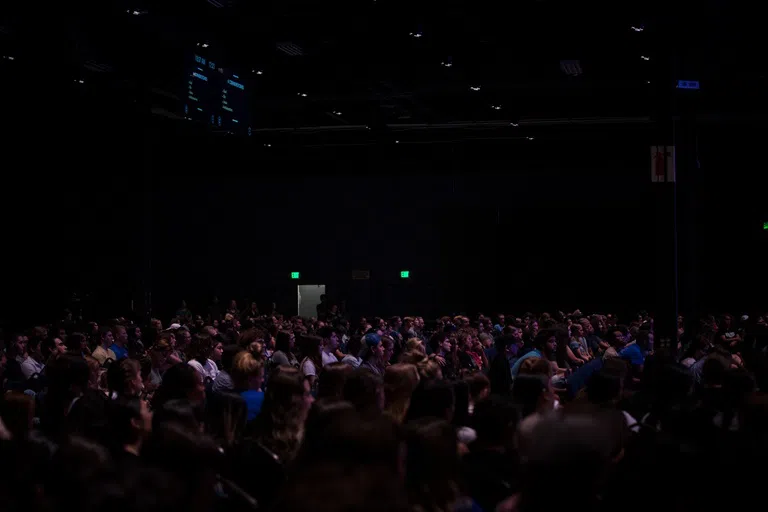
[1,298,767,512]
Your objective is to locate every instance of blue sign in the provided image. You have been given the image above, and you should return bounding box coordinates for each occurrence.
[226,79,245,90]
[677,80,700,90]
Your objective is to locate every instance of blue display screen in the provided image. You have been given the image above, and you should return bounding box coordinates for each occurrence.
[185,53,250,134]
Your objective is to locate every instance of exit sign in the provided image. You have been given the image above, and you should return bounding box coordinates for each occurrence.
[400,270,410,278]
[764,221,768,230]
[291,272,300,279]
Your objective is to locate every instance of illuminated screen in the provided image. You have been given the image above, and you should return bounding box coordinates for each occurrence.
[184,53,251,135]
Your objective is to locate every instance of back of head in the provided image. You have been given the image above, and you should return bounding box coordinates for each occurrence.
[406,379,455,423]
[404,417,462,512]
[318,362,353,400]
[472,395,520,448]
[511,373,550,418]
[143,421,222,479]
[519,412,614,509]
[299,399,401,469]
[151,363,200,410]
[343,369,384,417]
[587,368,623,405]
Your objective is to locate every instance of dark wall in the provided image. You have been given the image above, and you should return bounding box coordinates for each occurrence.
[2,93,766,327]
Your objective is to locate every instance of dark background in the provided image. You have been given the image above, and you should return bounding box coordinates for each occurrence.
[1,0,766,327]
[2,97,765,326]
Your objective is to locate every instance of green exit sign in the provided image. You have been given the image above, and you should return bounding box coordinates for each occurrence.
[400,270,410,279]
[291,272,300,279]
[764,221,768,231]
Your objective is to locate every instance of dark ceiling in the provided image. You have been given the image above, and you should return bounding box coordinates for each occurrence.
[0,0,764,143]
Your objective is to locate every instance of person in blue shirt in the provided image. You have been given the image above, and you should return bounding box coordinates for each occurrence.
[231,350,265,421]
[510,329,558,379]
[110,325,130,360]
[620,328,651,380]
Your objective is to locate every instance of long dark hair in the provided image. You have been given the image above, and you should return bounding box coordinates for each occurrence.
[152,364,202,411]
[251,366,308,462]
[404,418,463,512]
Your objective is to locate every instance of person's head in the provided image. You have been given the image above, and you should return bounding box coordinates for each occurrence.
[318,326,339,352]
[608,329,627,349]
[66,333,88,354]
[512,373,555,418]
[99,327,114,348]
[42,337,67,358]
[211,340,223,361]
[254,366,314,462]
[404,418,462,512]
[380,335,395,363]
[107,358,144,398]
[362,333,384,363]
[587,368,623,405]
[344,369,385,417]
[406,337,426,355]
[534,329,559,356]
[83,355,102,390]
[472,395,519,449]
[186,333,214,363]
[383,363,420,423]
[152,363,206,410]
[149,337,172,368]
[580,318,595,335]
[108,396,152,450]
[276,330,295,353]
[113,325,128,346]
[406,379,455,423]
[230,350,264,391]
[176,327,192,348]
[317,362,353,400]
[465,372,491,404]
[570,323,584,338]
[220,344,243,373]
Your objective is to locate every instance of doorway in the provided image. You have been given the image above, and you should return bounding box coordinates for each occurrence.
[297,284,326,318]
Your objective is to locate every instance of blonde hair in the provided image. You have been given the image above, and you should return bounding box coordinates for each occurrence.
[231,350,265,389]
[406,337,425,354]
[518,357,553,378]
[384,364,420,423]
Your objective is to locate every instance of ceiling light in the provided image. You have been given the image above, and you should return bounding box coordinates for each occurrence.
[510,122,519,127]
[469,86,481,91]
[74,79,84,84]
[264,144,271,147]
[631,25,644,32]
[640,55,650,61]
[441,60,453,68]
[332,111,342,116]
[202,43,210,48]
[395,140,400,144]
[491,105,502,110]
[409,32,423,38]
[297,92,307,97]
[253,69,263,75]
[526,136,534,141]
[2,55,14,61]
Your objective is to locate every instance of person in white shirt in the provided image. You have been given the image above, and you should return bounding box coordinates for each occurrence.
[299,335,323,393]
[20,338,47,380]
[318,326,340,367]
[187,332,220,381]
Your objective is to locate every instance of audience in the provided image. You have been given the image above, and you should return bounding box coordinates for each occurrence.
[1,300,767,512]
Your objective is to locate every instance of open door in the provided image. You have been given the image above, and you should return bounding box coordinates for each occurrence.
[297,284,326,318]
